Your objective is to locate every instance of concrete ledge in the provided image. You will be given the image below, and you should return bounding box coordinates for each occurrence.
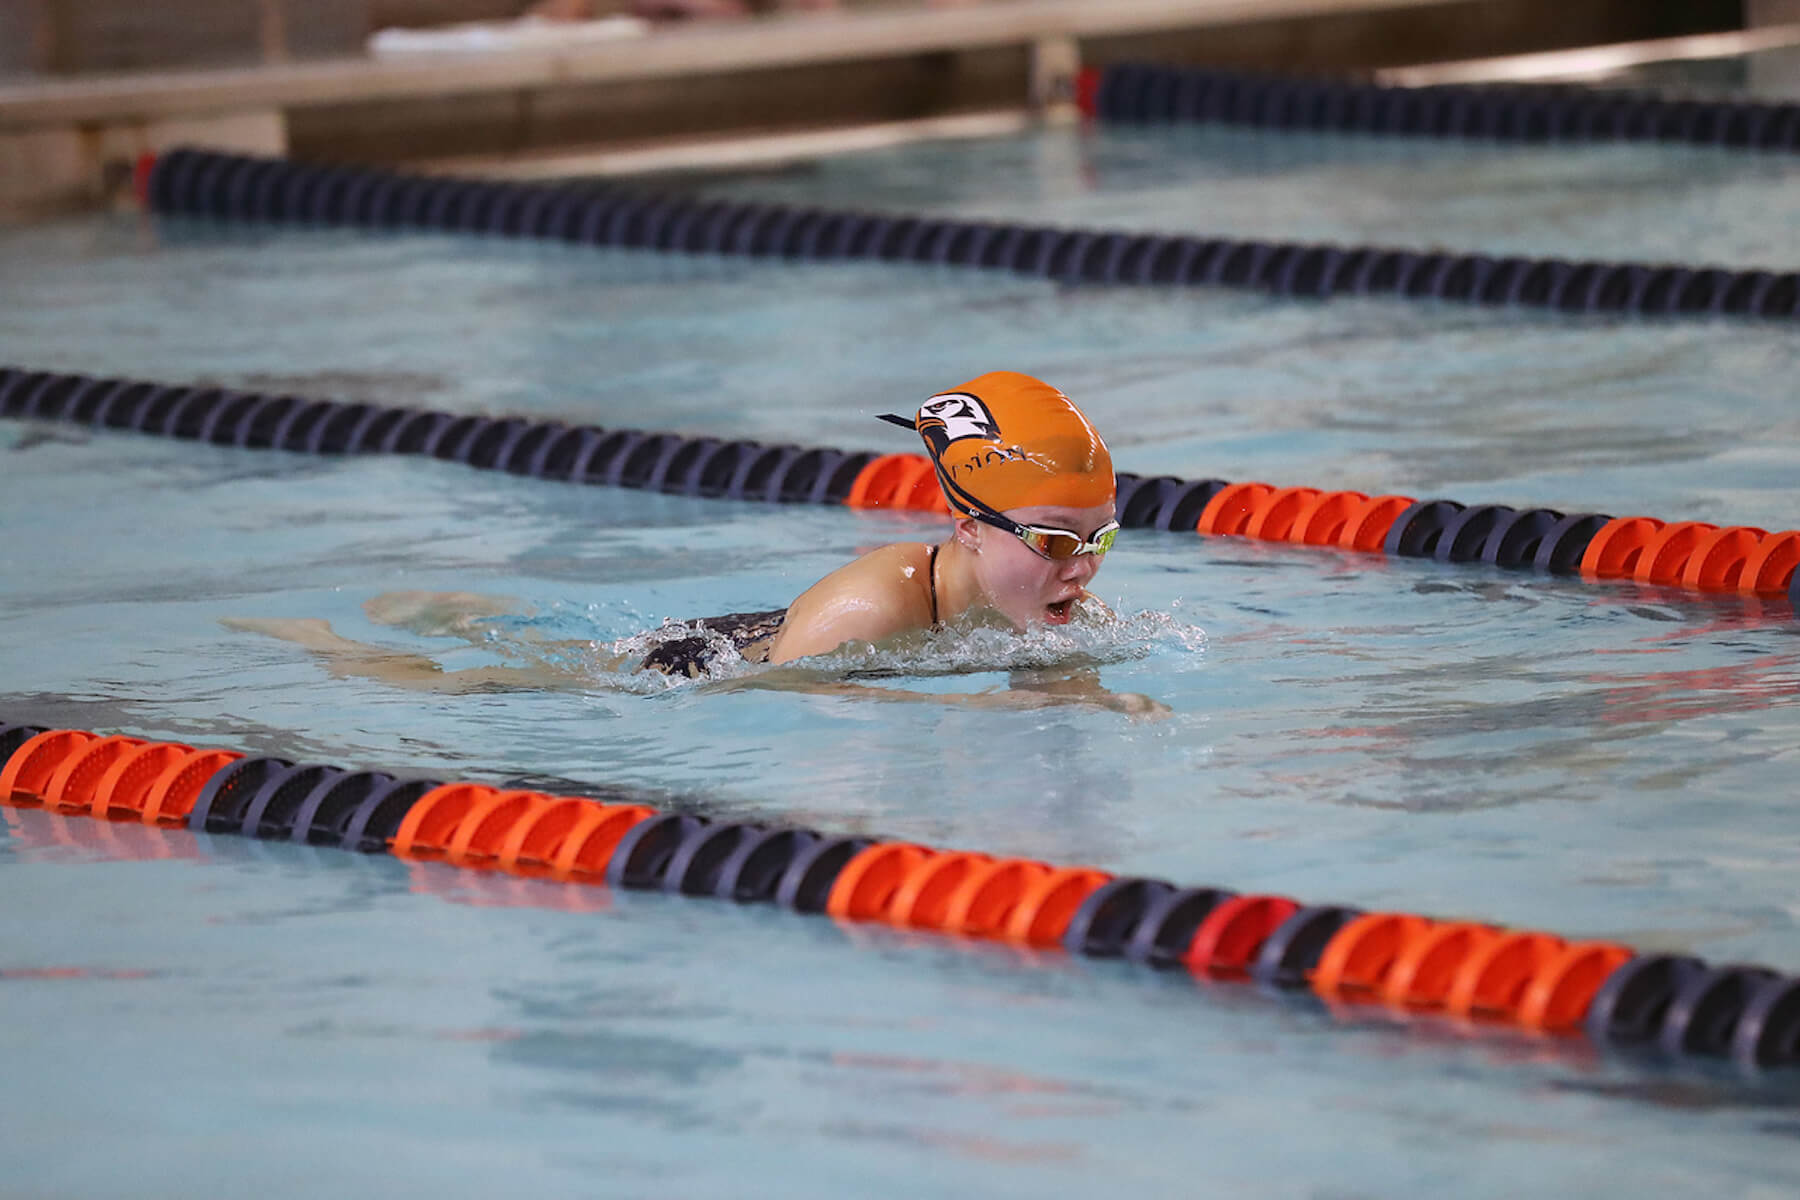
[0,109,283,223]
[415,108,1036,180]
[1376,22,1800,85]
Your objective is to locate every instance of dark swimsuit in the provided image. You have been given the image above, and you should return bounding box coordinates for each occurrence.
[641,544,941,678]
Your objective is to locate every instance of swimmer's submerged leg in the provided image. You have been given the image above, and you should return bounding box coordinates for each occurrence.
[360,590,523,639]
[220,616,585,694]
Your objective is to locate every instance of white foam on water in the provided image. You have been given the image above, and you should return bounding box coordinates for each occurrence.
[580,599,1206,689]
[447,594,1204,697]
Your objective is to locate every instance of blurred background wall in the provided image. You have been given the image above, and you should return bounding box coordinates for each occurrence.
[0,0,1764,220]
[7,0,365,73]
[2,0,1750,77]
[293,0,1748,163]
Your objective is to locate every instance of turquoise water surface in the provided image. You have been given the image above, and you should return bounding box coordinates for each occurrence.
[3,106,1800,1197]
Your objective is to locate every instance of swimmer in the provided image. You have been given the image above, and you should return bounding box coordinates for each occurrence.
[225,372,1164,715]
[776,370,1120,661]
[651,370,1161,713]
[640,370,1124,675]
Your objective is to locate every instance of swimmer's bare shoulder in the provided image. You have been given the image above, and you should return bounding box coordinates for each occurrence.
[767,542,935,665]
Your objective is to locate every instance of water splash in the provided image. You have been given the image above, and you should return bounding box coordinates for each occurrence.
[812,603,1206,679]
[605,620,757,690]
[449,595,1204,692]
[596,600,1206,687]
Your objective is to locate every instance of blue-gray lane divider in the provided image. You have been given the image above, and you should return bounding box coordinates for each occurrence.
[0,365,876,507]
[1082,62,1800,154]
[6,364,1799,609]
[135,148,1800,321]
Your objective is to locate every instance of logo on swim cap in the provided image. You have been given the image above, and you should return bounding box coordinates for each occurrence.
[916,392,1000,456]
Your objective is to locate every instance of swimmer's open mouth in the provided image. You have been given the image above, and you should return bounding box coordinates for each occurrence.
[1044,598,1075,625]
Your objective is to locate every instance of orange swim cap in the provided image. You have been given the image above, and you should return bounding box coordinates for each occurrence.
[888,372,1113,517]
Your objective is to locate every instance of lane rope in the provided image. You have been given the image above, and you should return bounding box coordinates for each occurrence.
[4,365,1795,607]
[1079,62,1800,156]
[131,147,1800,322]
[4,718,1798,1073]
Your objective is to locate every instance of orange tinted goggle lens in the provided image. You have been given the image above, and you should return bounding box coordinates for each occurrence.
[1021,522,1118,560]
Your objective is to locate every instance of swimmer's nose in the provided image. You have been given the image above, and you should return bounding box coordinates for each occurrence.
[1060,554,1101,585]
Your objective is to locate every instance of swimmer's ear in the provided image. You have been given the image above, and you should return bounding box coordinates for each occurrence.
[953,514,982,551]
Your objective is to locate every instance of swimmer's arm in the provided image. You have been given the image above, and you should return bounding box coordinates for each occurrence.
[713,668,1168,719]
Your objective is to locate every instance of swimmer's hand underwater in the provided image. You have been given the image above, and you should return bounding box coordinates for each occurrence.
[716,663,1170,720]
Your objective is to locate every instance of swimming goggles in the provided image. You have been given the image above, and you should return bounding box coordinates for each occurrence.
[971,510,1119,560]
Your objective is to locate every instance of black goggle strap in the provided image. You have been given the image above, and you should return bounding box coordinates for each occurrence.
[927,457,1117,557]
[927,457,1025,535]
[878,411,1058,546]
[934,458,1121,562]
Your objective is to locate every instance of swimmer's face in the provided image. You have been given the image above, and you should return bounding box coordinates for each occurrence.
[964,500,1116,630]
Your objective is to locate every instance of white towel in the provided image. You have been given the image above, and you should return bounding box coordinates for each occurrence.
[368,15,650,58]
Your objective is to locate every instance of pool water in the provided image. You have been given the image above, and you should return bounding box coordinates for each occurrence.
[5,89,1800,1197]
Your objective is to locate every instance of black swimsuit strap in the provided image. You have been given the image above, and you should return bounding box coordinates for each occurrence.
[927,543,941,630]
